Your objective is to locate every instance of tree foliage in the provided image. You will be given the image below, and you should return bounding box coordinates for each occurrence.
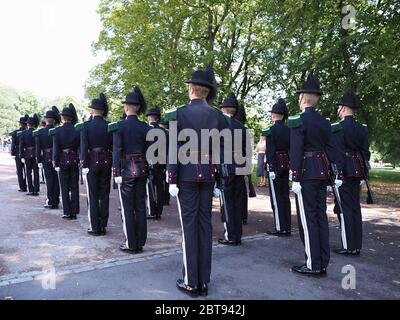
[88,0,400,162]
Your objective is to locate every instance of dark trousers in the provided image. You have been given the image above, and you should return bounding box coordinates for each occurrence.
[59,165,80,216]
[119,177,147,249]
[148,167,165,218]
[339,178,363,250]
[269,171,291,232]
[25,158,39,193]
[15,156,27,191]
[163,170,170,205]
[43,163,59,206]
[177,182,214,287]
[296,180,330,270]
[86,166,112,232]
[222,176,246,242]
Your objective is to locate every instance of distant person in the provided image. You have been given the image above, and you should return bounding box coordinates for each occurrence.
[255,135,267,187]
[11,116,28,192]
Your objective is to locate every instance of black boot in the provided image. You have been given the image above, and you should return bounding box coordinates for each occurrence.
[176,279,199,298]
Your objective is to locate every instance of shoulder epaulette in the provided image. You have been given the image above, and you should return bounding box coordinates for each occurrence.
[17,131,24,137]
[48,128,56,137]
[261,125,273,137]
[75,122,84,132]
[32,128,41,137]
[164,105,186,122]
[331,122,342,133]
[108,120,124,133]
[287,113,303,129]
[9,130,16,137]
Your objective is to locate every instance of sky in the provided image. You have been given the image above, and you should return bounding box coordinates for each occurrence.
[0,0,104,99]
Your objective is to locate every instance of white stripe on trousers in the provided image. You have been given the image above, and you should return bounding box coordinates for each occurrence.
[220,195,229,240]
[117,183,129,248]
[176,195,189,286]
[84,174,92,231]
[336,191,348,250]
[296,191,312,270]
[269,176,281,232]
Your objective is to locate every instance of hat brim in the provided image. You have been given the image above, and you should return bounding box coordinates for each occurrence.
[186,79,214,89]
[122,100,140,105]
[336,102,358,109]
[146,113,161,117]
[297,89,323,96]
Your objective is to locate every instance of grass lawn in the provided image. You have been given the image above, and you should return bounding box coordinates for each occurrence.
[369,168,400,184]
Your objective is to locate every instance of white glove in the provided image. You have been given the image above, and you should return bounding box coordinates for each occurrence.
[269,171,276,180]
[169,184,179,197]
[335,179,343,188]
[21,158,25,164]
[213,187,221,198]
[82,168,90,175]
[327,185,333,192]
[360,180,366,186]
[292,182,302,195]
[289,170,293,182]
[55,167,60,172]
[115,176,122,185]
[38,163,43,170]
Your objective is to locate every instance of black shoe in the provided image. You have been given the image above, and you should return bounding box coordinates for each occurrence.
[70,214,77,220]
[267,230,288,237]
[62,214,71,220]
[51,205,59,210]
[218,239,240,246]
[87,230,101,236]
[100,227,107,236]
[156,215,162,221]
[44,204,53,209]
[355,249,361,255]
[198,283,208,297]
[119,244,136,254]
[26,192,34,196]
[334,248,349,255]
[147,215,157,220]
[32,192,39,196]
[135,246,143,254]
[18,189,27,193]
[292,265,322,276]
[176,279,199,298]
[320,268,328,276]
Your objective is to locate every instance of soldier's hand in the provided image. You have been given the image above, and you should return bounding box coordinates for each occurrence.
[269,171,276,180]
[213,187,221,198]
[360,180,366,186]
[169,184,179,197]
[21,158,25,164]
[82,168,90,175]
[289,170,293,182]
[38,163,43,170]
[291,182,302,195]
[55,167,60,172]
[335,179,343,188]
[115,176,123,185]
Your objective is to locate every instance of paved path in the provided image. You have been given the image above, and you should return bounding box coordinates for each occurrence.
[0,152,399,299]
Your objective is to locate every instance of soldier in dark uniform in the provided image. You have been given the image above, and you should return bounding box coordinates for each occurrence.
[159,118,170,206]
[264,98,292,237]
[218,93,248,246]
[80,93,113,236]
[20,114,40,196]
[166,66,229,297]
[11,115,28,192]
[53,104,80,220]
[289,73,341,276]
[146,107,167,220]
[112,86,151,254]
[333,90,370,256]
[36,107,61,209]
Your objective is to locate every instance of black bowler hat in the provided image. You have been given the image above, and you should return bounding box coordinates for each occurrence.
[234,105,247,124]
[220,92,239,109]
[271,98,289,117]
[186,65,218,102]
[297,72,323,96]
[60,103,78,124]
[337,89,358,109]
[44,106,61,124]
[27,114,40,128]
[90,93,109,117]
[146,106,161,117]
[19,114,29,124]
[122,86,147,115]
